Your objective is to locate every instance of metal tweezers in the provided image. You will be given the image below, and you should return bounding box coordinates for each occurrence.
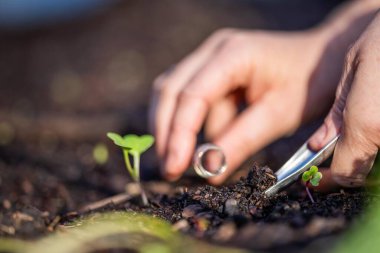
[264,135,340,197]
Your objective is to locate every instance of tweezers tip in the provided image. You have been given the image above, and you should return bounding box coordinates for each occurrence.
[264,185,277,197]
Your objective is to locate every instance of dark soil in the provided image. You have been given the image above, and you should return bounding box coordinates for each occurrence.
[1,141,371,252]
[60,165,369,252]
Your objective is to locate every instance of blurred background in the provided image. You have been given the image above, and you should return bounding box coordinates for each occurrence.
[0,0,344,139]
[0,0,346,215]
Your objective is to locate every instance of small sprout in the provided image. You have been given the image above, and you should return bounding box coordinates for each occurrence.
[302,165,322,203]
[107,132,154,206]
[92,143,109,165]
[302,165,322,186]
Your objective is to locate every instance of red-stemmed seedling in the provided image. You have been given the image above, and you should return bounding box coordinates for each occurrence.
[301,165,322,203]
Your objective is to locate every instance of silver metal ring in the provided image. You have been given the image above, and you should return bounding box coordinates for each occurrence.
[193,143,227,178]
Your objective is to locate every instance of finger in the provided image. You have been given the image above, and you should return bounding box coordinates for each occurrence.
[330,125,377,187]
[163,91,208,180]
[329,59,380,188]
[149,29,235,158]
[163,42,253,180]
[308,109,342,151]
[204,94,239,141]
[208,96,288,185]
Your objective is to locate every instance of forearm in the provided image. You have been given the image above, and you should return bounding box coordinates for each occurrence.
[317,0,380,51]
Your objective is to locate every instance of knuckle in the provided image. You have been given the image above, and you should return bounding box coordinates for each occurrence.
[332,172,366,187]
[332,159,370,188]
[223,33,249,50]
[343,44,360,70]
[153,66,177,92]
[345,44,359,63]
[345,41,379,67]
[177,89,193,102]
[177,88,206,106]
[211,28,236,40]
[153,74,166,91]
[176,89,209,123]
[347,45,357,57]
[159,81,177,98]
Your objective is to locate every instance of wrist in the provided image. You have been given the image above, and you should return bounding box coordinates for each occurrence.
[313,0,380,54]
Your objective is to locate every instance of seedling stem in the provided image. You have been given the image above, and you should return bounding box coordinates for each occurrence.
[107,133,154,206]
[302,165,322,203]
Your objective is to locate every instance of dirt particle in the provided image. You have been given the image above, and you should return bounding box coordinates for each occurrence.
[2,199,11,209]
[172,219,189,232]
[0,224,15,235]
[182,204,203,218]
[224,199,239,216]
[249,205,257,216]
[214,222,236,241]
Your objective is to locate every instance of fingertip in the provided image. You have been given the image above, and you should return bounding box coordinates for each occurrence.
[160,157,182,182]
[163,171,181,182]
[208,174,227,185]
[308,124,328,151]
[162,128,196,182]
[162,149,182,181]
[206,140,242,185]
[308,138,323,152]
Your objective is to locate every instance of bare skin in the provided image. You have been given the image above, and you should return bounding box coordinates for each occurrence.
[309,13,380,190]
[149,0,380,187]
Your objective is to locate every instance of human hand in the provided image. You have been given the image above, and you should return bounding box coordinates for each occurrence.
[150,28,344,184]
[309,13,380,189]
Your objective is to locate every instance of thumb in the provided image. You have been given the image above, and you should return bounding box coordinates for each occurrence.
[308,108,342,151]
[309,50,355,151]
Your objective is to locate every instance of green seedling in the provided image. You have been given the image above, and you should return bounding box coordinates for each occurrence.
[107,132,155,206]
[302,165,322,203]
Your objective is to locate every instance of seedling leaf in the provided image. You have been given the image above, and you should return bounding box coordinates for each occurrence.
[123,134,155,154]
[107,132,129,148]
[302,171,312,182]
[309,165,318,175]
[310,172,323,186]
[106,132,155,206]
